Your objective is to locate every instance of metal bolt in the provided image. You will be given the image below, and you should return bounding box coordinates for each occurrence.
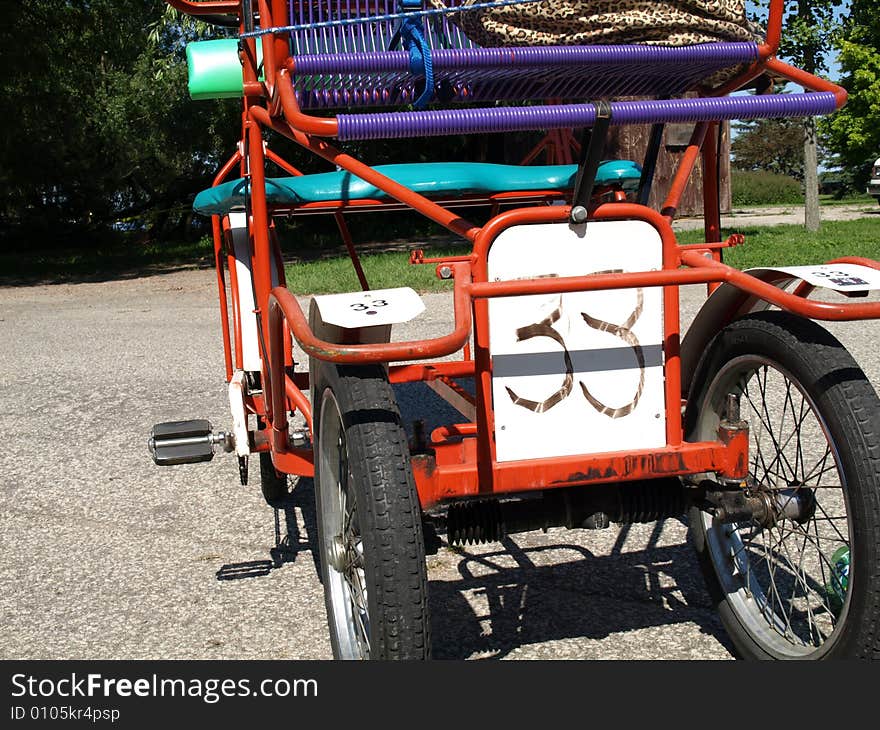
[726,393,740,422]
[438,265,452,279]
[570,205,588,224]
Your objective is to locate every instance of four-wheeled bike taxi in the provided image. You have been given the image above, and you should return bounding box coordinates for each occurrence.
[149,0,880,659]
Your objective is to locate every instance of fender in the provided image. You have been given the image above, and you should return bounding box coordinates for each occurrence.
[680,259,880,396]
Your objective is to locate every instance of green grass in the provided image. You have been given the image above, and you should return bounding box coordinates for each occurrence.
[4,217,878,292]
[284,246,464,295]
[731,170,801,207]
[679,218,880,270]
[819,193,877,207]
[728,194,876,209]
[0,235,214,284]
[285,218,880,294]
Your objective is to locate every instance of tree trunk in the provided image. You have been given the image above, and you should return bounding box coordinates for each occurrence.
[796,0,821,232]
[803,116,820,232]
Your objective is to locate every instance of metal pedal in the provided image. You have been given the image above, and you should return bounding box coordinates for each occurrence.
[148,419,233,466]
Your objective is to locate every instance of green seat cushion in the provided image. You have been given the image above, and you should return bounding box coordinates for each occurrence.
[193,160,643,215]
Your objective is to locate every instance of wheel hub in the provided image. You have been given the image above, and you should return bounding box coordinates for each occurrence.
[754,486,817,527]
[702,480,817,528]
[329,534,347,572]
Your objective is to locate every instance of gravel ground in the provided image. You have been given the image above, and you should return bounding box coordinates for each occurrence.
[2,256,879,660]
[671,202,879,231]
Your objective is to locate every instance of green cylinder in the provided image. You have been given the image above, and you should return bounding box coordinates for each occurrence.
[186,38,262,101]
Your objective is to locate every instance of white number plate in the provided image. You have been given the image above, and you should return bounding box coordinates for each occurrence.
[757,264,880,292]
[488,220,667,463]
[312,287,425,329]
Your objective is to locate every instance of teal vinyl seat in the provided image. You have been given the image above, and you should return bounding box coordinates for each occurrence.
[193,160,643,215]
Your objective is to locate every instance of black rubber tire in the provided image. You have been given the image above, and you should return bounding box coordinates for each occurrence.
[686,311,880,659]
[259,451,289,505]
[312,362,430,660]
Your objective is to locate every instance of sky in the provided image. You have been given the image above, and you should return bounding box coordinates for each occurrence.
[732,2,852,162]
[746,0,851,80]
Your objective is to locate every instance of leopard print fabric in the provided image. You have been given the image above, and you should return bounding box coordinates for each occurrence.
[432,0,763,47]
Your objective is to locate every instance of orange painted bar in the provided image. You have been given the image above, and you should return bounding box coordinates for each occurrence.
[702,123,721,245]
[277,67,339,137]
[334,212,370,290]
[468,267,725,299]
[166,0,239,14]
[265,148,303,177]
[245,119,275,357]
[267,263,473,364]
[389,360,476,383]
[470,252,880,322]
[222,219,245,371]
[284,374,313,432]
[763,0,784,56]
[250,105,481,242]
[256,0,277,95]
[211,215,234,382]
[764,58,847,107]
[431,423,478,444]
[413,440,737,508]
[680,250,880,320]
[661,122,708,219]
[209,149,244,381]
[272,446,314,477]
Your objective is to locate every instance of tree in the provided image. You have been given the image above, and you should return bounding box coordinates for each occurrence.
[732,116,813,181]
[774,0,844,231]
[821,1,880,190]
[0,2,238,243]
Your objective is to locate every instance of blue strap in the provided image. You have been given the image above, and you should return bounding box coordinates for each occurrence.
[389,0,434,109]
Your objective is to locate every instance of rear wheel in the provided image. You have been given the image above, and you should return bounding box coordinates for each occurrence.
[313,363,430,660]
[686,311,880,659]
[259,452,289,505]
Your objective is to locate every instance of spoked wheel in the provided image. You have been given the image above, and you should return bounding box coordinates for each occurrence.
[686,311,880,659]
[312,363,430,660]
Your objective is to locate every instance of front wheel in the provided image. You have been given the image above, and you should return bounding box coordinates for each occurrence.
[312,363,430,660]
[686,311,880,659]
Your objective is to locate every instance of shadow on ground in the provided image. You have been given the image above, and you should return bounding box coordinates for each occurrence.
[216,473,732,658]
[429,523,733,659]
[215,476,321,582]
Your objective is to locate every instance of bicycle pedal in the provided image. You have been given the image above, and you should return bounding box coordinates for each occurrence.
[149,419,232,466]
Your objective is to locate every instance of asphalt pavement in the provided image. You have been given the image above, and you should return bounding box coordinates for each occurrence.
[2,261,879,660]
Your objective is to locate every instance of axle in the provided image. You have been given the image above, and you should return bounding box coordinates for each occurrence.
[439,479,687,545]
[435,477,816,546]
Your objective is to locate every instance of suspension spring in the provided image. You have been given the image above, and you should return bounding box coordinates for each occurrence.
[444,480,688,546]
[446,499,506,545]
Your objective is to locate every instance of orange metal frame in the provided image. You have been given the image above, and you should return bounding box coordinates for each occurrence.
[172,0,876,510]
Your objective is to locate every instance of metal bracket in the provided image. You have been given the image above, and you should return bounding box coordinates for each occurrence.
[243,0,254,34]
[570,101,613,223]
[637,123,665,206]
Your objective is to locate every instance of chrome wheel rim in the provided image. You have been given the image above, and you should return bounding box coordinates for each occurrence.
[694,355,852,657]
[318,389,371,659]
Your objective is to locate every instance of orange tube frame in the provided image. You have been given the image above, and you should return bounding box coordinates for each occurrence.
[166,0,240,14]
[170,0,876,504]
